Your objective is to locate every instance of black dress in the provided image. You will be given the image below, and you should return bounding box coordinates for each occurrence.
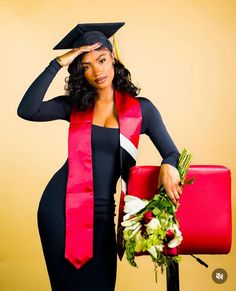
[17,59,180,291]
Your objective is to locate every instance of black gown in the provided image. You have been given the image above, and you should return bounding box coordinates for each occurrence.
[17,58,180,291]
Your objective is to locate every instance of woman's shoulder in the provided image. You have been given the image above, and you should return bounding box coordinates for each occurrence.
[136,96,158,113]
[136,96,151,102]
[135,96,161,134]
[137,96,155,104]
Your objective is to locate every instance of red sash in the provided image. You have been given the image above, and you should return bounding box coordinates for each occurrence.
[65,89,142,268]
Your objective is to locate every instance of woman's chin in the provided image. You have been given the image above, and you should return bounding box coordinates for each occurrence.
[94,81,112,91]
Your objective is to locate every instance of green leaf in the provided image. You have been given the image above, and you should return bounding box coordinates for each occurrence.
[185,176,195,185]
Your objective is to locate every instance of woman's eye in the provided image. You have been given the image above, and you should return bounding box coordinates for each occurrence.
[99,58,106,64]
[83,66,89,71]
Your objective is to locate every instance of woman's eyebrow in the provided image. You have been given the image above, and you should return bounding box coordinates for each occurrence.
[81,53,107,65]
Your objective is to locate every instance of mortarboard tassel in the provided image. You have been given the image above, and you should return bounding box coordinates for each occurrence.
[113,34,122,64]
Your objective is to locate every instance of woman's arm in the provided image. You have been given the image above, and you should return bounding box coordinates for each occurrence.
[139,97,182,204]
[139,97,180,167]
[17,43,107,122]
[17,58,71,122]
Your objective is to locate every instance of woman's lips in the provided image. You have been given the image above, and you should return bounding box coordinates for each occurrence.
[95,77,107,84]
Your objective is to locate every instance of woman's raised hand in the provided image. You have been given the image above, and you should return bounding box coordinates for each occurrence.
[56,42,102,67]
[157,163,183,205]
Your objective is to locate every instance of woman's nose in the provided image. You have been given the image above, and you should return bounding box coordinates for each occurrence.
[93,64,102,76]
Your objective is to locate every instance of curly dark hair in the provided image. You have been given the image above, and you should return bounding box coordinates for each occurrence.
[64,46,141,111]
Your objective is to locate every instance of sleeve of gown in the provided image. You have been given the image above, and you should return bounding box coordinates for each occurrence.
[139,97,180,168]
[17,58,71,122]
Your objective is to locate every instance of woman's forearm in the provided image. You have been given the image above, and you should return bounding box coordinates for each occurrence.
[17,58,62,119]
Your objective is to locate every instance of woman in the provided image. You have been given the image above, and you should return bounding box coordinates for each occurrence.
[17,22,182,291]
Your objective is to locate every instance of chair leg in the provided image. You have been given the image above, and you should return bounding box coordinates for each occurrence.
[166,261,180,291]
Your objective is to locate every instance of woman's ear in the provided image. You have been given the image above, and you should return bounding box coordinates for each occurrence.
[110,51,115,64]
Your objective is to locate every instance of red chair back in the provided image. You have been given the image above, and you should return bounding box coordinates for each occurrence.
[127,165,232,254]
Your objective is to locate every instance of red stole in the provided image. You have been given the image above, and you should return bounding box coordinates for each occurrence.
[65,89,142,269]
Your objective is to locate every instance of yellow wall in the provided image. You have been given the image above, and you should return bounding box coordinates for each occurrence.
[1,0,235,290]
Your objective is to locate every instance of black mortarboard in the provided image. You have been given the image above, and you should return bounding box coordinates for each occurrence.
[53,22,125,51]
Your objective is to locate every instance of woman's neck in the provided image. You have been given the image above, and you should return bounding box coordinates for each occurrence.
[96,86,114,102]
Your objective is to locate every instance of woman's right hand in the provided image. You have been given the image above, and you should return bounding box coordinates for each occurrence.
[56,42,102,67]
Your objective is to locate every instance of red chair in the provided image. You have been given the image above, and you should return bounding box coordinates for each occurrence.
[121,165,232,290]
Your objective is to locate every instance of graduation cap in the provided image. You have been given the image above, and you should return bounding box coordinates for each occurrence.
[53,22,125,62]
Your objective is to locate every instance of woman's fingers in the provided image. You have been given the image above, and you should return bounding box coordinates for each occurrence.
[162,180,182,205]
[157,164,184,205]
[57,42,103,66]
[177,184,183,195]
[169,189,179,205]
[76,42,102,54]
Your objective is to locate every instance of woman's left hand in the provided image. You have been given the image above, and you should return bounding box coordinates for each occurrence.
[157,164,183,205]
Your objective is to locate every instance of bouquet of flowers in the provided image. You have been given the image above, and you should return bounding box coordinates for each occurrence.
[120,148,193,280]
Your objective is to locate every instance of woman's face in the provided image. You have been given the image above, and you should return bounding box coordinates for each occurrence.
[80,47,115,91]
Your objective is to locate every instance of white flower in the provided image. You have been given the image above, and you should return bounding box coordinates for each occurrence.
[123,195,148,221]
[147,244,164,258]
[121,216,139,227]
[129,224,142,239]
[123,221,141,231]
[167,224,183,248]
[147,246,158,259]
[146,218,161,234]
[155,244,164,252]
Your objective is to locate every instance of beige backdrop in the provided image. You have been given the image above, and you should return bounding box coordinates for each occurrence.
[1,0,235,290]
